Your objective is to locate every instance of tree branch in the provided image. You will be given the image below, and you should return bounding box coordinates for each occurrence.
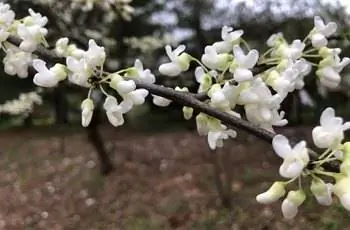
[6,36,340,172]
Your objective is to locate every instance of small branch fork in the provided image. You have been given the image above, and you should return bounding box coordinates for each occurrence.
[6,36,340,172]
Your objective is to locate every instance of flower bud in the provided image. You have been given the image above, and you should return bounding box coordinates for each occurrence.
[310,179,332,206]
[174,86,189,93]
[116,80,136,95]
[183,106,193,120]
[333,176,350,211]
[109,74,133,94]
[55,37,69,57]
[341,142,350,159]
[256,181,286,204]
[50,63,67,81]
[152,95,171,107]
[199,74,212,92]
[81,98,94,127]
[178,53,191,71]
[281,190,306,219]
[128,89,148,105]
[196,113,209,136]
[311,34,327,48]
[266,70,280,86]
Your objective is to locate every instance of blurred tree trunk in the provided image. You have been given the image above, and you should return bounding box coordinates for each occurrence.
[53,84,69,125]
[23,114,33,127]
[115,19,128,69]
[87,92,114,175]
[193,0,207,54]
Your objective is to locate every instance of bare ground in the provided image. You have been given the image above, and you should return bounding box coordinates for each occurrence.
[0,126,349,230]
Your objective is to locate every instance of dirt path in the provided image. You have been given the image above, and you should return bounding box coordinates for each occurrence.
[0,128,348,230]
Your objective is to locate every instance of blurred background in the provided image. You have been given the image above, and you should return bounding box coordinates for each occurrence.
[0,0,350,229]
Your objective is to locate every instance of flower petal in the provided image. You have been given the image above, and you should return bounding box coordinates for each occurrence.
[272,134,292,159]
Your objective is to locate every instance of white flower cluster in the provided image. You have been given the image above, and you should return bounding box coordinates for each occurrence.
[0,3,150,129]
[123,34,172,53]
[156,16,349,150]
[310,17,350,89]
[0,3,48,78]
[256,107,350,219]
[54,39,154,127]
[70,0,134,21]
[0,91,42,116]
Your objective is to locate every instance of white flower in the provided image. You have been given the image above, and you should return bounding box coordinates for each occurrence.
[32,59,66,87]
[66,57,91,87]
[319,47,341,59]
[238,78,287,130]
[267,69,298,94]
[201,45,231,70]
[84,39,106,67]
[120,89,149,112]
[271,39,305,61]
[299,89,315,107]
[116,80,137,94]
[67,44,85,58]
[312,107,350,149]
[17,9,48,52]
[281,190,306,219]
[317,67,341,89]
[158,45,190,77]
[212,26,243,53]
[310,179,333,206]
[267,59,310,94]
[333,176,350,211]
[207,127,236,150]
[195,67,214,93]
[103,96,124,127]
[152,95,171,107]
[256,181,286,204]
[109,74,136,95]
[126,59,155,84]
[238,77,280,106]
[317,55,350,89]
[195,113,222,136]
[0,3,15,28]
[267,32,284,47]
[222,82,241,109]
[231,45,259,82]
[81,98,94,127]
[208,84,230,109]
[245,104,287,132]
[272,135,309,178]
[3,47,32,78]
[55,37,69,57]
[126,89,149,105]
[284,40,305,60]
[0,28,9,43]
[310,16,337,48]
[341,159,350,176]
[25,8,48,27]
[196,113,210,136]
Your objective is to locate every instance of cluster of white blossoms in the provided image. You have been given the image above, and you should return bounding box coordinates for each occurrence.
[70,0,134,21]
[157,16,349,149]
[0,4,48,78]
[123,34,172,53]
[0,91,42,116]
[257,108,350,219]
[1,3,350,219]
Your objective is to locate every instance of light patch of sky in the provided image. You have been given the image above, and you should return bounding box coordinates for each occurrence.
[338,0,350,13]
[150,0,346,45]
